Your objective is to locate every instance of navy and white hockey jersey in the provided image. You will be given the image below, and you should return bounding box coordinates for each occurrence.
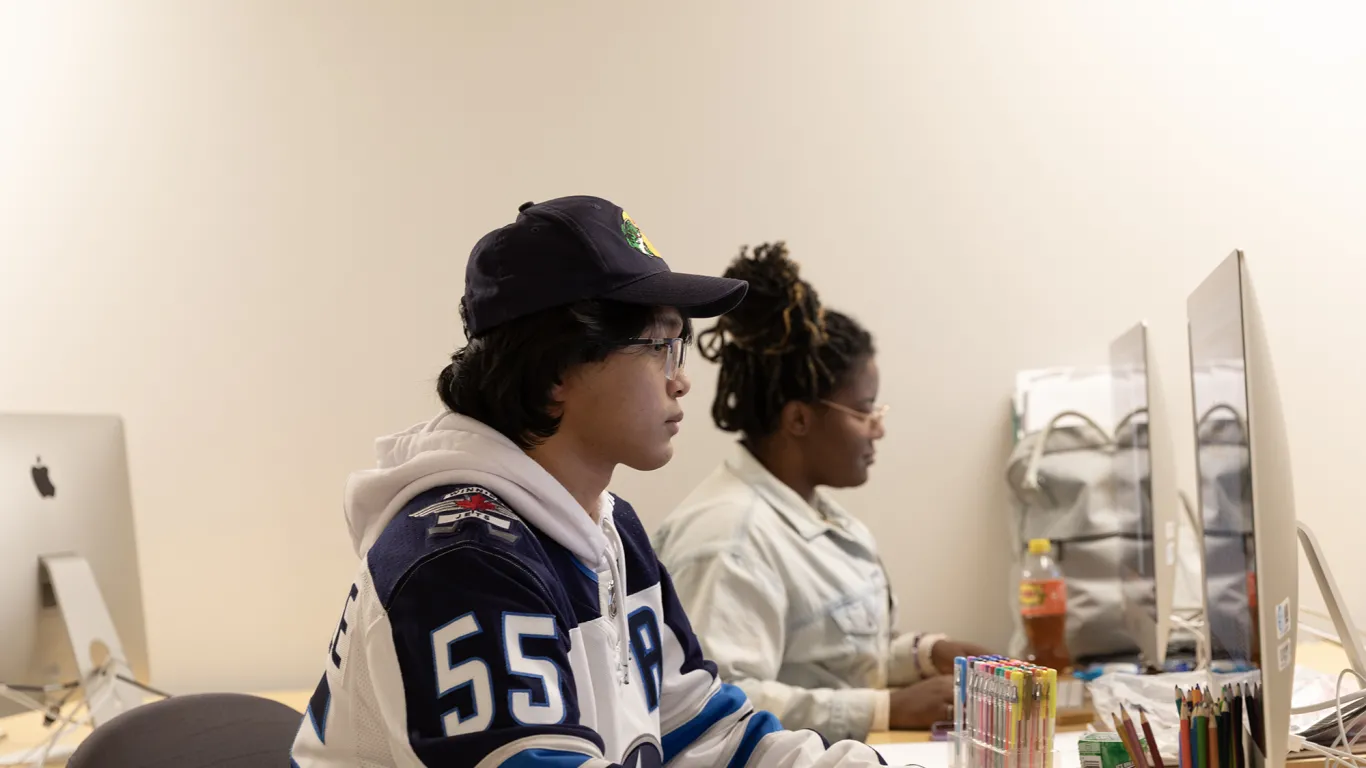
[291,413,891,768]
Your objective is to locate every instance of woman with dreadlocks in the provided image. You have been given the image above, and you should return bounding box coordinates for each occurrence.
[654,243,990,741]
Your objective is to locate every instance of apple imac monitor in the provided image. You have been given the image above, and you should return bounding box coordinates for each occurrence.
[0,414,149,724]
[1110,321,1181,670]
[1188,251,1298,766]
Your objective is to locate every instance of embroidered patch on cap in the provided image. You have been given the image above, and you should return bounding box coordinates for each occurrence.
[620,211,661,258]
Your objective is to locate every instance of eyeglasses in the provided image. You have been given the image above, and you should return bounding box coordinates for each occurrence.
[819,399,890,428]
[620,337,688,381]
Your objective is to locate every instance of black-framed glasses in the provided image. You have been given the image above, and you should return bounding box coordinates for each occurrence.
[620,337,688,381]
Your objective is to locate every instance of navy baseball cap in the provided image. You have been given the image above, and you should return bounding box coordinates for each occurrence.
[461,196,749,337]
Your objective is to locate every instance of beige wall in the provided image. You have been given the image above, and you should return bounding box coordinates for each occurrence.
[3,1,1365,693]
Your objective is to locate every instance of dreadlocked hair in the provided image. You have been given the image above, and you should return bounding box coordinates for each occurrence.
[698,242,875,438]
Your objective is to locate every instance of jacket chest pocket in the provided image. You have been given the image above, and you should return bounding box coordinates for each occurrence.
[830,598,880,637]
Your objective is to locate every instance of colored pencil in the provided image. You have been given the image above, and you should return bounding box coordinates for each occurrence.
[1114,713,1144,768]
[1190,700,1200,768]
[1138,707,1165,768]
[1195,705,1209,768]
[1117,707,1146,768]
[1229,696,1240,765]
[1232,690,1244,768]
[1216,700,1226,768]
[1213,705,1223,765]
[1180,704,1192,768]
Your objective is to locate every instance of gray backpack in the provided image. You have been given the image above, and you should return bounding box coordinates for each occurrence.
[1005,411,1139,662]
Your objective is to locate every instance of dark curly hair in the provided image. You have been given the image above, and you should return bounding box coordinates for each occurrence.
[698,242,875,438]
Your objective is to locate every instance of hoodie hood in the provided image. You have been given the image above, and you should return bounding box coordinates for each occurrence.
[344,412,610,566]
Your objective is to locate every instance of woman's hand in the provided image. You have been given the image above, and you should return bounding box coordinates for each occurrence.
[930,639,994,675]
[889,676,956,730]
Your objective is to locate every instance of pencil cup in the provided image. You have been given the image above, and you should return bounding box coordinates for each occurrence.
[948,731,1065,768]
[952,656,1058,768]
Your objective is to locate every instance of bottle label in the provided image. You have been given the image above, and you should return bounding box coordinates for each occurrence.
[1019,579,1066,617]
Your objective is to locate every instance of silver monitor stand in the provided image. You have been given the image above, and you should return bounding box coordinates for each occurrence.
[0,554,143,765]
[37,554,144,722]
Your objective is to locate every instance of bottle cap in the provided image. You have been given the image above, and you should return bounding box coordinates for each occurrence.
[1028,538,1052,555]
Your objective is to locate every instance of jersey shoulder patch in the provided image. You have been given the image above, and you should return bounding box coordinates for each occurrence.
[407,486,520,534]
[369,485,541,607]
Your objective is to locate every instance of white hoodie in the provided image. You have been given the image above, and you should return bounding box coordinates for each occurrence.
[290,413,894,768]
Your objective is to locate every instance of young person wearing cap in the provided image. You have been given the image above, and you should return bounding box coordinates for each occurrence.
[290,199,893,768]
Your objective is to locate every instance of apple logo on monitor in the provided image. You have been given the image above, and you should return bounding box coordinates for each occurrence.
[31,456,55,498]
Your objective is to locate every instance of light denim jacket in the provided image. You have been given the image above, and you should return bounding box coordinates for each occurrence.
[653,445,943,742]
